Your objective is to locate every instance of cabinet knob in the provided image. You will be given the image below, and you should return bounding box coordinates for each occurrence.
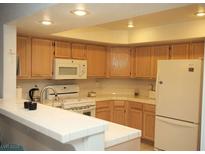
[159,81,163,84]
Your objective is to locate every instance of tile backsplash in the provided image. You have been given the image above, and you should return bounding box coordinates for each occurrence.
[17,78,156,99]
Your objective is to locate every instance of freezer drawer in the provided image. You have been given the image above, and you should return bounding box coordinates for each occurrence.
[154,116,199,151]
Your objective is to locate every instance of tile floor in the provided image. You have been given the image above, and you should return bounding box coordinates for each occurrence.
[140,142,154,151]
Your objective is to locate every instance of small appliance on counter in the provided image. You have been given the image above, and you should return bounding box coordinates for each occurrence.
[29,86,40,102]
[88,91,96,97]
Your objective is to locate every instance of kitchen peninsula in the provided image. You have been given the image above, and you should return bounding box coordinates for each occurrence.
[0,99,141,151]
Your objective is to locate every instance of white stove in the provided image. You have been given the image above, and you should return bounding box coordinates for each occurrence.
[46,85,96,116]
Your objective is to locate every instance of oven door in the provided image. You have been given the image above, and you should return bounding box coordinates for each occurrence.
[80,106,96,117]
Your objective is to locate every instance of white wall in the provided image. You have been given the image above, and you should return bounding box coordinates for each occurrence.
[3,25,16,99]
[200,42,205,150]
[0,4,54,99]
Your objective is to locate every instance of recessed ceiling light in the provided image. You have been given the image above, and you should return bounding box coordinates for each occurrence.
[41,20,52,25]
[195,12,205,17]
[71,9,88,16]
[128,24,134,28]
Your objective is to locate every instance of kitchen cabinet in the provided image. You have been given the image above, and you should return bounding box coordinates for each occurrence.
[170,43,189,59]
[31,38,54,79]
[150,45,170,78]
[112,100,127,125]
[54,41,71,58]
[142,104,155,141]
[109,47,131,77]
[189,42,204,59]
[71,43,87,59]
[127,101,143,130]
[17,36,31,79]
[135,46,152,78]
[87,45,107,77]
[96,101,112,121]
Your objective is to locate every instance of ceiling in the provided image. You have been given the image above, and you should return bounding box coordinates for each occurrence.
[11,3,191,36]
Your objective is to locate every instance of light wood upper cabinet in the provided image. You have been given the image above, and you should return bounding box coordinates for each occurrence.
[142,104,155,141]
[31,38,54,79]
[112,100,127,125]
[71,43,87,59]
[17,36,31,79]
[189,42,204,59]
[127,102,143,130]
[135,46,151,78]
[54,41,71,58]
[170,43,189,59]
[96,101,112,121]
[150,45,170,78]
[87,45,107,77]
[110,47,131,77]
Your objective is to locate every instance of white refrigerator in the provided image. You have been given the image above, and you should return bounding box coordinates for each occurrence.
[154,60,202,151]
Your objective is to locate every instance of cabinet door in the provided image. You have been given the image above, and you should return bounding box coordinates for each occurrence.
[71,43,86,59]
[112,100,126,125]
[31,38,54,79]
[110,47,131,77]
[189,42,204,59]
[87,45,107,77]
[143,111,155,141]
[151,45,169,78]
[127,102,143,130]
[54,41,71,58]
[170,43,189,59]
[96,101,112,121]
[135,46,151,78]
[142,104,156,141]
[17,36,31,79]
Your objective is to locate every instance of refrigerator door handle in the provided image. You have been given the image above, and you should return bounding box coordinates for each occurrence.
[157,116,196,128]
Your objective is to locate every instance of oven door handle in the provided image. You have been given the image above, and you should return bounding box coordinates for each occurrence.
[80,106,96,112]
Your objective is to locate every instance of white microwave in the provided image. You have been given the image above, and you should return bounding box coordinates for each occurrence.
[53,58,87,79]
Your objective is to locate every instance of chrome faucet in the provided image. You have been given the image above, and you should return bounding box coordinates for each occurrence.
[40,86,59,106]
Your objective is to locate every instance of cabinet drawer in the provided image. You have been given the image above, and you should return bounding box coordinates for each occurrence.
[96,101,111,109]
[113,100,125,107]
[129,101,143,110]
[143,104,155,113]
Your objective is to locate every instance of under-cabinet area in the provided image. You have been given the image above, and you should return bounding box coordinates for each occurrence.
[96,100,155,142]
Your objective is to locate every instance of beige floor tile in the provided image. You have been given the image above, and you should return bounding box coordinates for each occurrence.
[140,142,154,151]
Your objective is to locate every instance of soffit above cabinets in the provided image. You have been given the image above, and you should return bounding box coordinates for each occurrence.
[11,3,205,44]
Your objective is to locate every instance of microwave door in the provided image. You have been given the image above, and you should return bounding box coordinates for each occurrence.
[57,65,79,79]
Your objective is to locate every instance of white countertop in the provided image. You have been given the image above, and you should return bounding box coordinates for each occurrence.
[88,95,155,105]
[0,99,108,144]
[105,121,141,148]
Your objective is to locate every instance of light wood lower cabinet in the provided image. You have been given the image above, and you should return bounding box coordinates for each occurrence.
[96,101,112,121]
[96,100,156,142]
[142,104,155,141]
[127,102,143,130]
[112,100,127,125]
